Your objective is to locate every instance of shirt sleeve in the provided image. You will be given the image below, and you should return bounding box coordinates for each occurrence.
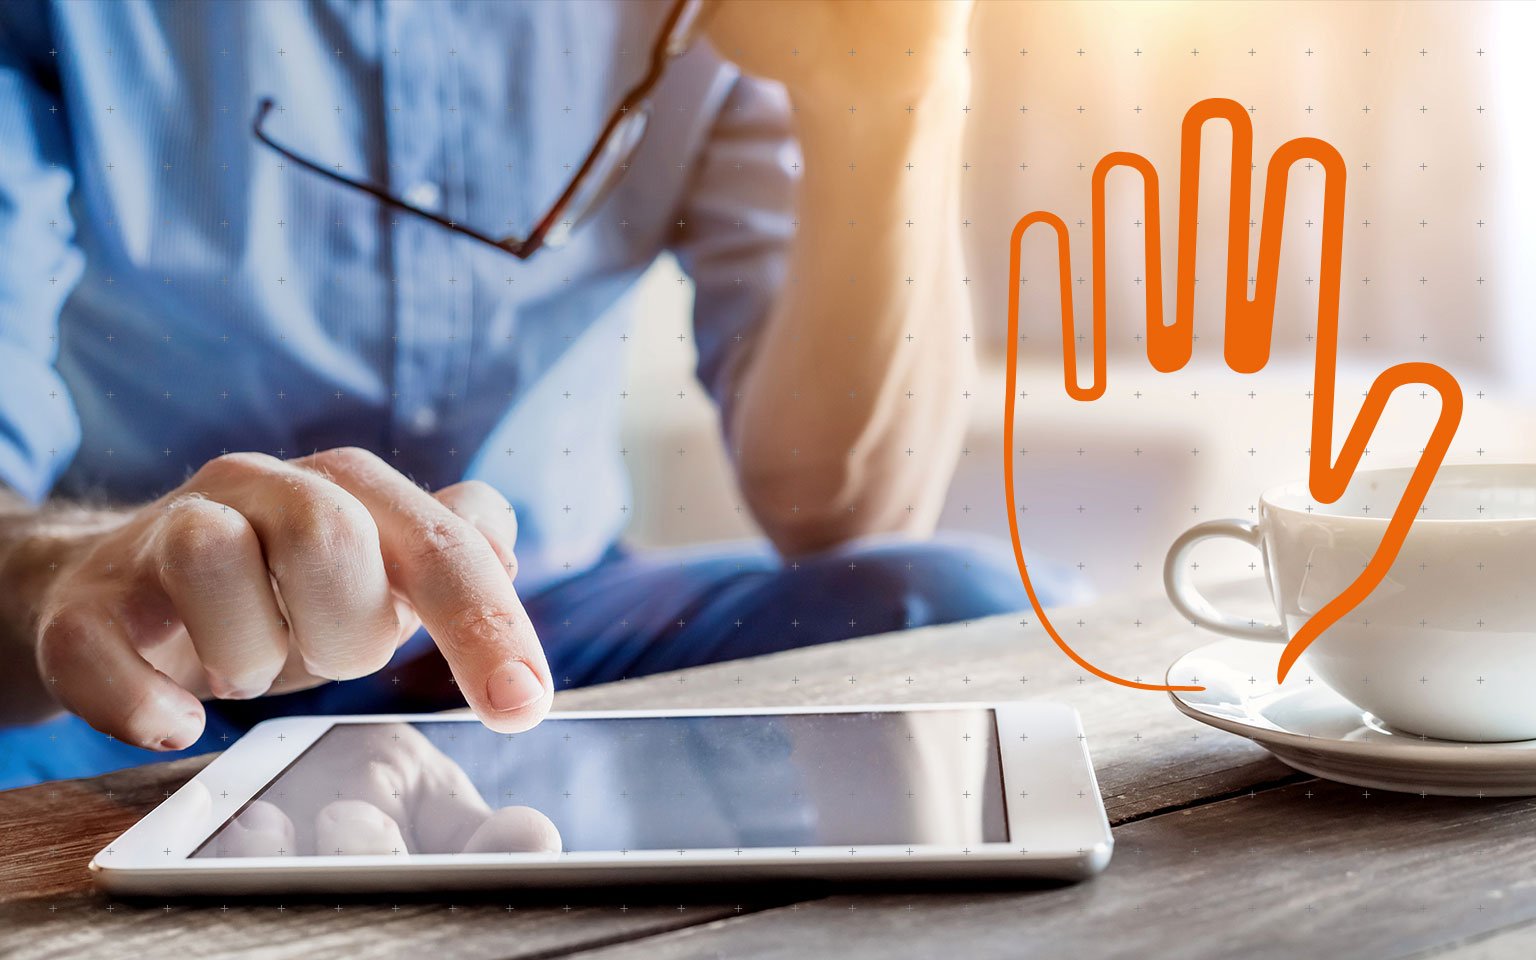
[667,72,800,416]
[0,8,85,503]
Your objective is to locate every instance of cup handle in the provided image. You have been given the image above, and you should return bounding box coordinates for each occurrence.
[1163,519,1288,642]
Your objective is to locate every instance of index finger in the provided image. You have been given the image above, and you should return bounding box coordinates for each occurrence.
[293,449,552,732]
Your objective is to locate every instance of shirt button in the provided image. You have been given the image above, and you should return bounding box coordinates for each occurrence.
[403,181,442,211]
[410,407,438,434]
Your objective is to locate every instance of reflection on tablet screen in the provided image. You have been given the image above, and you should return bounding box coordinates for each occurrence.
[195,710,1007,857]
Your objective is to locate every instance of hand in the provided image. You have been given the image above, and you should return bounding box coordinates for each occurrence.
[1002,97,1462,690]
[702,0,974,103]
[25,447,552,748]
[211,723,562,857]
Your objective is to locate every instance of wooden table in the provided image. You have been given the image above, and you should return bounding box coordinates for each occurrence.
[3,581,1533,959]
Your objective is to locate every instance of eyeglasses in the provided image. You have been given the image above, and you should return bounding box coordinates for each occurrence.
[252,0,711,260]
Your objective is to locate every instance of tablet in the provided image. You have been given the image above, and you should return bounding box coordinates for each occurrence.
[90,701,1112,895]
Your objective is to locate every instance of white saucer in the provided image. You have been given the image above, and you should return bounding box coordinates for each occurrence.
[1167,639,1536,797]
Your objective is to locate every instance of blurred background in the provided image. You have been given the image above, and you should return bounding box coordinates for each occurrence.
[617,0,1535,604]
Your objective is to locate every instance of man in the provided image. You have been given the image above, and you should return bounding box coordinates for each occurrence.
[0,0,1057,788]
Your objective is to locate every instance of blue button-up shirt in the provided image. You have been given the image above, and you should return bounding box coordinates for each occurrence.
[0,0,795,590]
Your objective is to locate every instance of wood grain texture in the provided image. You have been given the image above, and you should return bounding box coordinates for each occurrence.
[0,896,768,960]
[0,582,1306,958]
[564,780,1536,960]
[0,754,214,903]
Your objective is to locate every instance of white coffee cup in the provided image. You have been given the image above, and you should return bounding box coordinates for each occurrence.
[1164,463,1536,742]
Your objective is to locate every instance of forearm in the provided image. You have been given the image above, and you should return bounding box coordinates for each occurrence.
[0,491,127,724]
[731,76,973,554]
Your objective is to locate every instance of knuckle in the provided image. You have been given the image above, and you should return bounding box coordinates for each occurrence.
[403,515,484,570]
[274,487,377,562]
[310,445,387,478]
[193,451,281,487]
[158,499,251,574]
[448,606,524,653]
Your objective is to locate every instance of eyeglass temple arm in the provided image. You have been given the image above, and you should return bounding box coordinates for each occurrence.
[250,98,535,258]
[520,0,706,251]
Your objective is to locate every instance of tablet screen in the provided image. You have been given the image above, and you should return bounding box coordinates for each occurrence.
[194,710,1007,857]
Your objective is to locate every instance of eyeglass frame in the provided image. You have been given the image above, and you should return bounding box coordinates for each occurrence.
[251,0,710,260]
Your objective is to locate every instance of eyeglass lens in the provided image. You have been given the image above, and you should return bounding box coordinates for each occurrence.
[545,107,653,248]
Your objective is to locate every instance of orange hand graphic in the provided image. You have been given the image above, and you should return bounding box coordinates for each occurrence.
[1003,97,1463,692]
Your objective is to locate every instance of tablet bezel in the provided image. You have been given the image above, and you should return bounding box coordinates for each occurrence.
[90,701,1112,893]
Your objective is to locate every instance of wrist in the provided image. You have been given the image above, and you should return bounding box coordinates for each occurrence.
[0,521,90,723]
[0,507,120,647]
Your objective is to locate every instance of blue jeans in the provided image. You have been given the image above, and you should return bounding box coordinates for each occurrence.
[0,534,1078,788]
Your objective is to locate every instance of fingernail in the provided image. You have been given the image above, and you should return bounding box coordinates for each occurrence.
[157,712,204,750]
[487,660,545,713]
